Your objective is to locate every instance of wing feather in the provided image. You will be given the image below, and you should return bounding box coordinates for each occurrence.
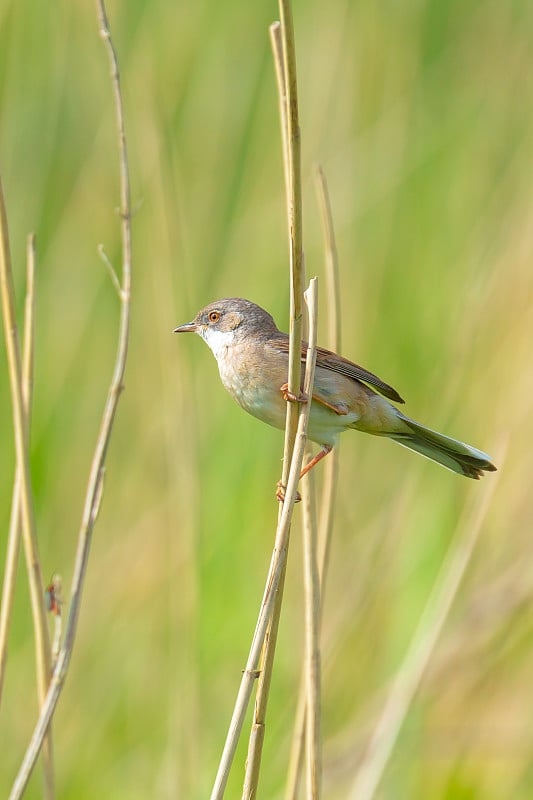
[270,337,405,404]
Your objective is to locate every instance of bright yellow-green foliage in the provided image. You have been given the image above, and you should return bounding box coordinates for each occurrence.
[1,1,532,798]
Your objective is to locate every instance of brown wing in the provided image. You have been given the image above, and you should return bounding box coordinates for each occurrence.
[270,336,405,404]
[313,344,404,403]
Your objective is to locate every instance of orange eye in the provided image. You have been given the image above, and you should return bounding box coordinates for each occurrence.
[208,311,220,323]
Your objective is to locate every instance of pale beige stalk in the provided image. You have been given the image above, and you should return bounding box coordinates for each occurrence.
[240,4,305,797]
[314,165,342,582]
[0,234,37,705]
[285,166,341,800]
[301,339,322,798]
[0,184,54,798]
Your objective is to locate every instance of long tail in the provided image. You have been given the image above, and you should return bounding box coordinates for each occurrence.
[389,414,497,479]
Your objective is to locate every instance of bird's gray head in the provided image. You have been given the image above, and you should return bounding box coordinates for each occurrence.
[173,298,279,355]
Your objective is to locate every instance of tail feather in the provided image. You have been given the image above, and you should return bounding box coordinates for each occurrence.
[390,414,497,479]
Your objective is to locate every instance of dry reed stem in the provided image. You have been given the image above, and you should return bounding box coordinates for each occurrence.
[278,0,304,486]
[240,5,305,796]
[285,166,341,800]
[241,564,287,800]
[285,683,307,800]
[0,184,54,797]
[314,165,341,582]
[348,459,502,800]
[0,234,37,705]
[8,3,132,797]
[269,23,289,214]
[211,279,318,800]
[301,418,321,797]
[314,166,341,356]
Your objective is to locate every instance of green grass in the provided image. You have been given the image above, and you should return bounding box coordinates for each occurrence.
[1,0,533,797]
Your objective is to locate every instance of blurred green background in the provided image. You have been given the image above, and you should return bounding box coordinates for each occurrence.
[1,0,532,797]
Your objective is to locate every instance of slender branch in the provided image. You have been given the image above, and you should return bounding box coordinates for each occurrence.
[8,3,132,797]
[0,233,37,704]
[348,467,501,800]
[286,166,341,800]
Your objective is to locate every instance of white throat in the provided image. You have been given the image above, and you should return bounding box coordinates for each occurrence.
[200,327,237,361]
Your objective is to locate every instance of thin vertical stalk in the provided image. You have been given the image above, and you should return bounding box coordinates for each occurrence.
[241,561,288,800]
[278,0,304,485]
[315,166,341,583]
[314,166,341,355]
[285,684,307,800]
[0,184,54,799]
[285,167,341,800]
[269,23,289,214]
[8,3,132,797]
[0,234,37,704]
[272,8,303,467]
[241,5,305,796]
[301,462,321,798]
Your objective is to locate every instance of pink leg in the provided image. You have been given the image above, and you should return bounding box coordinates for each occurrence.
[276,445,333,502]
[300,444,333,478]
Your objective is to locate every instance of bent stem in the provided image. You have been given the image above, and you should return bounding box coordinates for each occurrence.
[8,3,132,798]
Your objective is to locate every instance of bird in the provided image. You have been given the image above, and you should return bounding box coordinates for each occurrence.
[174,298,496,482]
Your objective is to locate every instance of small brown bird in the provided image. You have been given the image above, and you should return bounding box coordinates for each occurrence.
[174,298,496,480]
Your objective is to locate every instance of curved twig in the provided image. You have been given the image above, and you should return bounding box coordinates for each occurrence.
[8,3,132,797]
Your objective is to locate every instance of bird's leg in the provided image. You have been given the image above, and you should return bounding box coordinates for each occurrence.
[282,383,349,416]
[277,388,334,499]
[280,382,308,404]
[276,445,333,502]
[311,394,349,415]
[276,383,307,502]
[300,444,333,478]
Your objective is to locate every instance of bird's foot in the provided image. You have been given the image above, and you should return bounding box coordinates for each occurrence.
[280,383,308,404]
[276,480,302,504]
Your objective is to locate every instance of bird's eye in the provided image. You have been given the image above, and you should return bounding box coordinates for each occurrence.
[208,311,220,323]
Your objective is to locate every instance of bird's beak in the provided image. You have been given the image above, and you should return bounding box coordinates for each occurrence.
[173,321,197,333]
